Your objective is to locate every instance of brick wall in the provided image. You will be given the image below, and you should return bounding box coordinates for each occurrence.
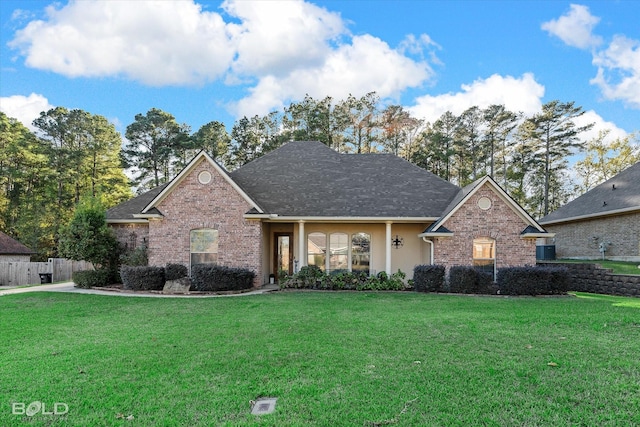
[544,212,640,261]
[434,186,537,269]
[538,262,640,297]
[110,223,149,251]
[148,159,263,287]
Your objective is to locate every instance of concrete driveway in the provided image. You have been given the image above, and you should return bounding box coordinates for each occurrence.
[0,282,279,298]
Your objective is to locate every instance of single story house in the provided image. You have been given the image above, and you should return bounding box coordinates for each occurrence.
[107,141,552,286]
[539,161,640,261]
[0,231,35,262]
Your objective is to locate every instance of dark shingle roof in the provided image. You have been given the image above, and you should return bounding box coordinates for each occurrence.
[539,162,640,224]
[106,183,168,221]
[230,141,460,217]
[0,231,35,255]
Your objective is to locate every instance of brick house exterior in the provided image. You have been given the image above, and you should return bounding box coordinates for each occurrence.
[539,162,640,262]
[107,141,551,286]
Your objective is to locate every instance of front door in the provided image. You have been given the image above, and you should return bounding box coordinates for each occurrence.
[274,233,293,282]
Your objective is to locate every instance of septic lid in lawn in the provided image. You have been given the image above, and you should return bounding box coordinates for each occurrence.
[251,397,277,415]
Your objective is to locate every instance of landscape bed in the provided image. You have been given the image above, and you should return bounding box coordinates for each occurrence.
[1,291,639,426]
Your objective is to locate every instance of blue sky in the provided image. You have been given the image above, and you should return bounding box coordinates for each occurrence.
[1,0,638,143]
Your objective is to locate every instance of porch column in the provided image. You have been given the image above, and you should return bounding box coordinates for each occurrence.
[298,220,305,272]
[385,221,392,275]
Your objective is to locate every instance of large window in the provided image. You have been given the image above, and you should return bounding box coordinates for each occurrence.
[351,232,371,275]
[329,233,349,271]
[307,232,326,271]
[190,229,218,267]
[473,237,495,278]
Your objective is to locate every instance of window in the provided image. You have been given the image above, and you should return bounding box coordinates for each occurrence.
[307,232,326,271]
[329,233,349,272]
[351,232,370,275]
[190,229,218,267]
[473,237,495,278]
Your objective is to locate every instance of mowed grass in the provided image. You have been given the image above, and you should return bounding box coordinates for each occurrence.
[555,259,640,275]
[1,291,639,426]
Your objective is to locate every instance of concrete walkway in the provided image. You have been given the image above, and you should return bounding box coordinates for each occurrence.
[0,282,280,298]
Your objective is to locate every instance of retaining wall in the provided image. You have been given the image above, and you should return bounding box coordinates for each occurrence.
[538,262,640,297]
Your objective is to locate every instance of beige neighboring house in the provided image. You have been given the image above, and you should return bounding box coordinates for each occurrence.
[0,231,35,262]
[107,141,553,287]
[539,162,640,261]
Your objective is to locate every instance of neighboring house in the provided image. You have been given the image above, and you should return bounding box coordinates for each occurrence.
[0,231,35,262]
[107,141,552,286]
[539,162,640,261]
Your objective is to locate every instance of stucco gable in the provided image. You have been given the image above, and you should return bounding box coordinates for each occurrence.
[419,176,549,237]
[139,151,263,216]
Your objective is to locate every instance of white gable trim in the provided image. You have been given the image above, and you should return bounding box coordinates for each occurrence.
[432,176,546,233]
[140,151,263,214]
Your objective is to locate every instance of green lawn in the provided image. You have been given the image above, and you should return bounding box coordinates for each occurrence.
[1,291,639,426]
[553,259,640,275]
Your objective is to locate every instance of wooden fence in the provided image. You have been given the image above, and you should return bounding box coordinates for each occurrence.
[0,258,93,287]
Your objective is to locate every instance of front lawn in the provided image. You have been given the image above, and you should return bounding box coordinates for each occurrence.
[554,259,640,275]
[1,292,639,426]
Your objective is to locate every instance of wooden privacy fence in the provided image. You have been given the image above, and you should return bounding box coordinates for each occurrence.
[0,258,93,286]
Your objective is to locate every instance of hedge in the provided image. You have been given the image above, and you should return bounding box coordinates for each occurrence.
[190,264,255,291]
[165,263,188,281]
[448,266,494,294]
[120,266,165,291]
[280,269,407,291]
[413,265,445,292]
[73,269,112,289]
[497,266,570,296]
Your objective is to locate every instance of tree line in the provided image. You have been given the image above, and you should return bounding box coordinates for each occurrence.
[1,93,638,260]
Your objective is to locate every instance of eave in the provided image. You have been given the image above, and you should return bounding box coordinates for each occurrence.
[539,206,640,225]
[243,214,439,223]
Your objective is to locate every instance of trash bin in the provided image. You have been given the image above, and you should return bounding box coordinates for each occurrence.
[39,273,52,284]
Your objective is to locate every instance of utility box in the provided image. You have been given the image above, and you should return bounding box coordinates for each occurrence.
[536,245,556,261]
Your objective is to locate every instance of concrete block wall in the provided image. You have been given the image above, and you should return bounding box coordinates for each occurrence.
[538,262,640,297]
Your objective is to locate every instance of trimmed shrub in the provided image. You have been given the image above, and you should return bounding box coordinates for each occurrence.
[413,265,446,292]
[281,265,324,289]
[497,266,570,296]
[120,266,165,291]
[190,264,255,292]
[73,269,112,289]
[165,263,188,281]
[448,266,494,294]
[280,268,408,291]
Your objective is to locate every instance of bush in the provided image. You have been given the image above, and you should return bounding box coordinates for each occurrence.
[497,266,570,296]
[413,265,446,292]
[120,245,148,266]
[73,269,112,289]
[120,266,165,291]
[190,264,255,292]
[280,268,408,291]
[448,266,494,294]
[165,263,188,281]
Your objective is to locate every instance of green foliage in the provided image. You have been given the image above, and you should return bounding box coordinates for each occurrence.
[497,266,570,296]
[165,263,188,281]
[58,195,120,268]
[72,269,112,289]
[190,264,255,291]
[120,266,165,291]
[120,244,148,266]
[448,266,494,294]
[413,265,446,292]
[281,268,408,291]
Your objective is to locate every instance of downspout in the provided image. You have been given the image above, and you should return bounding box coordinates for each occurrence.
[422,237,434,265]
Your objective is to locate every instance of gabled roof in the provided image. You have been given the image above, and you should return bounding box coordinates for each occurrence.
[230,141,460,217]
[106,183,168,222]
[0,231,35,255]
[138,151,263,217]
[539,162,640,225]
[419,175,549,238]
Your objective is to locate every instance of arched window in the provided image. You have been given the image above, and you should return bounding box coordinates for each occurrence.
[351,232,371,275]
[473,237,495,278]
[190,229,218,268]
[329,233,348,272]
[307,232,326,271]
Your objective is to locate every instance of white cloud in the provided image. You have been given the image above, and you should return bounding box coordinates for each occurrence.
[574,110,628,145]
[223,0,346,76]
[541,4,602,49]
[0,93,54,130]
[590,35,640,109]
[234,33,435,117]
[408,73,545,123]
[9,0,234,86]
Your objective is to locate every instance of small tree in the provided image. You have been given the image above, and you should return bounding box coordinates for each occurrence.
[58,195,120,270]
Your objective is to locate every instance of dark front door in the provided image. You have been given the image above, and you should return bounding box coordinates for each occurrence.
[274,233,293,281]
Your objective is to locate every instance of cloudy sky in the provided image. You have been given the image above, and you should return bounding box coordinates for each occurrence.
[1,0,638,143]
